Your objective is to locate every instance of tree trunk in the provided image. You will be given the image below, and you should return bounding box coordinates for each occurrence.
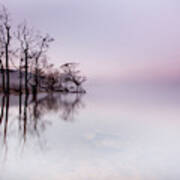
[5,27,10,94]
[0,61,5,93]
[34,58,38,95]
[5,45,9,93]
[24,49,29,95]
[19,59,23,93]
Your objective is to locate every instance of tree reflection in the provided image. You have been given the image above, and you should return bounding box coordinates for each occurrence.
[0,95,5,124]
[0,92,85,148]
[59,94,84,121]
[4,95,9,144]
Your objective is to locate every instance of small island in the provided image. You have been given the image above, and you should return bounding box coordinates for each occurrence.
[0,6,86,96]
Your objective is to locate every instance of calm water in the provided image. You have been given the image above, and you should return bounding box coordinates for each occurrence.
[0,84,180,180]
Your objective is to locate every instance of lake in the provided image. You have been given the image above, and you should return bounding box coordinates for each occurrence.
[0,83,180,180]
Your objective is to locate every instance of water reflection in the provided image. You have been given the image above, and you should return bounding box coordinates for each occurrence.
[0,93,85,146]
[1,86,180,179]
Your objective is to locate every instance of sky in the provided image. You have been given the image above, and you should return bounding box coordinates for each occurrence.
[1,0,180,84]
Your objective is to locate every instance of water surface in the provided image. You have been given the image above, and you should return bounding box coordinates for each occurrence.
[0,84,180,180]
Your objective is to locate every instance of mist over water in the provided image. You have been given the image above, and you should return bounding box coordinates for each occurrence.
[0,0,179,178]
[0,83,179,180]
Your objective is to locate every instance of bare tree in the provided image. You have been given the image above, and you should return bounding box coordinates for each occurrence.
[38,62,61,92]
[38,62,86,93]
[31,34,54,95]
[0,5,86,95]
[16,22,54,95]
[19,58,23,93]
[0,6,12,93]
[60,63,86,92]
[17,22,35,95]
[0,59,5,92]
[0,32,5,92]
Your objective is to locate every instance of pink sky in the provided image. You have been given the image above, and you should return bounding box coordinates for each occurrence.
[1,0,180,84]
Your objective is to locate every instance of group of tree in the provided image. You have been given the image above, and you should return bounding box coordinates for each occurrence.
[0,5,86,96]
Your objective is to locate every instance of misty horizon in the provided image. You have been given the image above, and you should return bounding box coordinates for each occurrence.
[0,1,179,180]
[1,0,179,84]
